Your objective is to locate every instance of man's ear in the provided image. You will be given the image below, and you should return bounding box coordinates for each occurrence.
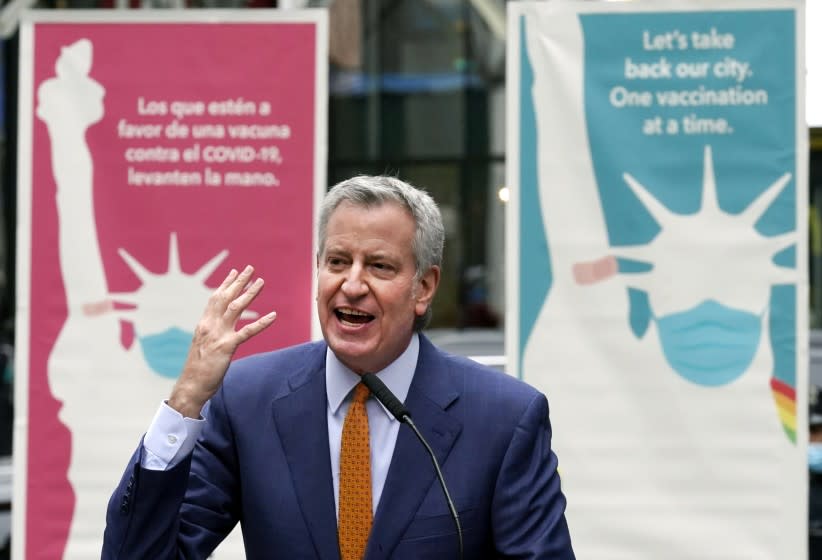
[414,266,441,315]
[315,253,321,301]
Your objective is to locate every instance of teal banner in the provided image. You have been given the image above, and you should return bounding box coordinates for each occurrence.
[508,2,807,557]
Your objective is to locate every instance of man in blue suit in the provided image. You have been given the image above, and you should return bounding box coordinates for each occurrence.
[102,175,575,559]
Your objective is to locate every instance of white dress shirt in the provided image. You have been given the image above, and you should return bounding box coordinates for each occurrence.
[141,334,419,519]
[325,334,417,517]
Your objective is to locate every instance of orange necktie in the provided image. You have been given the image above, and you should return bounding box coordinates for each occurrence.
[338,383,372,560]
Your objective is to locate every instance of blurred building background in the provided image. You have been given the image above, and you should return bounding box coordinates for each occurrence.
[0,0,819,557]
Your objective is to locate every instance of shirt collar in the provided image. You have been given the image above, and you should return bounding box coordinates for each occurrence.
[326,333,419,421]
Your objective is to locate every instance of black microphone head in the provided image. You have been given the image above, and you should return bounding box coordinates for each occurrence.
[360,373,411,422]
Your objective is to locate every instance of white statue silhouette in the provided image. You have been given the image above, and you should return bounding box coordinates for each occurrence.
[37,39,245,558]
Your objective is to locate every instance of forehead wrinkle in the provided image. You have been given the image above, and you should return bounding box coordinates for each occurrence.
[326,234,404,256]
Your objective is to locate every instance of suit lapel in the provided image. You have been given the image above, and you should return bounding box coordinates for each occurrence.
[365,336,462,559]
[272,348,340,560]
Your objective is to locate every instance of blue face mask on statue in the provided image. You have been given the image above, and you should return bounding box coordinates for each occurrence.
[809,442,822,474]
[655,300,760,387]
[137,327,193,379]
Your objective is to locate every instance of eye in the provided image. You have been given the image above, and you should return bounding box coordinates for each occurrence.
[371,262,396,276]
[326,256,347,269]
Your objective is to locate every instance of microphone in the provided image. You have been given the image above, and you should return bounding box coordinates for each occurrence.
[360,373,463,560]
[361,372,410,421]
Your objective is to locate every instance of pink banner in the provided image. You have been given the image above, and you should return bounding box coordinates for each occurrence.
[18,14,325,558]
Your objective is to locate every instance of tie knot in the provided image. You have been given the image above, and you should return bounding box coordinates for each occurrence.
[353,383,370,404]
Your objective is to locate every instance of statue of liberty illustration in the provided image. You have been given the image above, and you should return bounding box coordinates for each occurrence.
[37,39,247,558]
[518,11,801,558]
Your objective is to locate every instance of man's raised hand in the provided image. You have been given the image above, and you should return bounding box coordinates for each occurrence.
[168,265,277,418]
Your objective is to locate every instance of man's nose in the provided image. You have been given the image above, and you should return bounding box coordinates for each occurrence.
[341,266,369,296]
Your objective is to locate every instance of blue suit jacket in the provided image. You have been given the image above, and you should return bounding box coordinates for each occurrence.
[103,335,574,559]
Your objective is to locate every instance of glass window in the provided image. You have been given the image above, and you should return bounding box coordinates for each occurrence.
[328,0,505,330]
[810,129,822,328]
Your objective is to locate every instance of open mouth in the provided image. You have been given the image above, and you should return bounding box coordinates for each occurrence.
[335,307,375,326]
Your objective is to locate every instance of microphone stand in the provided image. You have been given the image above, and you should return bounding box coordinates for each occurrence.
[360,373,463,560]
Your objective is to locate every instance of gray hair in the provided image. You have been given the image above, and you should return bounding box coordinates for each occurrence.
[318,175,445,330]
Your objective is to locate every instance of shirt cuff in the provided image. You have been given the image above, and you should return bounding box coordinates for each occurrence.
[141,400,205,471]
